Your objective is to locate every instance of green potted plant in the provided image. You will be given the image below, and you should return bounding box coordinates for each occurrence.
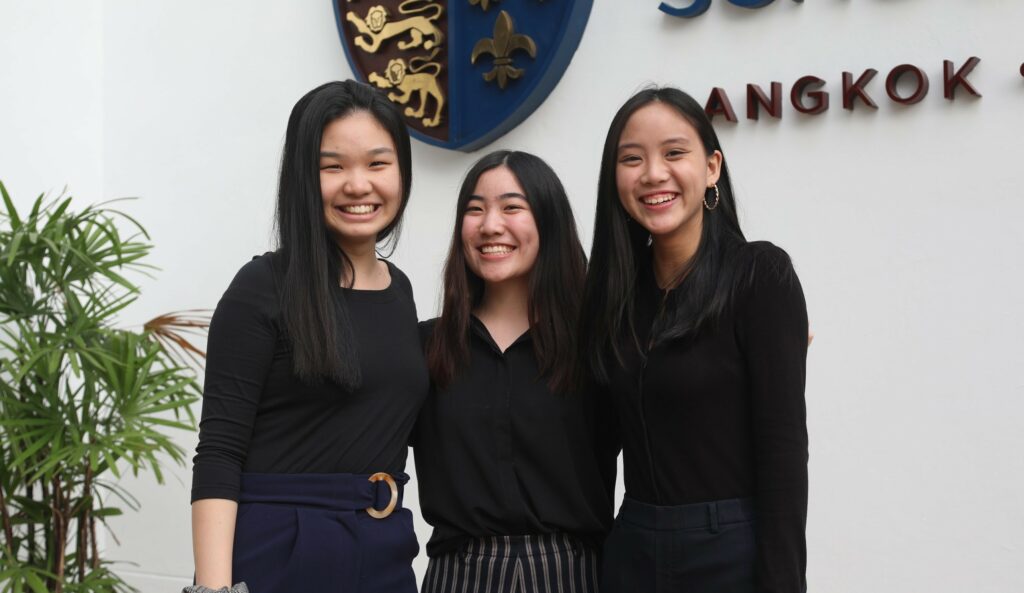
[0,182,208,593]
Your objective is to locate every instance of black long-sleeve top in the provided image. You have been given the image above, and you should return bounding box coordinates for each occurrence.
[191,253,428,502]
[607,242,808,593]
[412,318,616,558]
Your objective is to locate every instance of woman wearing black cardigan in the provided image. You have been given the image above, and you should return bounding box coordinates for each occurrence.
[581,87,809,593]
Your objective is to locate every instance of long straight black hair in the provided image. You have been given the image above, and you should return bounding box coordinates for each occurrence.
[276,80,412,389]
[427,150,586,394]
[580,86,749,384]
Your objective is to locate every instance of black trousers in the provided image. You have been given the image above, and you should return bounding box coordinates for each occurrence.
[232,472,418,593]
[601,497,756,593]
[422,534,600,593]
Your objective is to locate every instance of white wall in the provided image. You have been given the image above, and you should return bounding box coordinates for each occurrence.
[2,0,1022,591]
[0,1,103,210]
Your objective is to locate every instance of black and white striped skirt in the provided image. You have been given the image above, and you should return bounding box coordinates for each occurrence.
[422,534,600,593]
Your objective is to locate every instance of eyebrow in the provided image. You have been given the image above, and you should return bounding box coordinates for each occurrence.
[617,137,692,152]
[319,147,395,158]
[468,192,527,201]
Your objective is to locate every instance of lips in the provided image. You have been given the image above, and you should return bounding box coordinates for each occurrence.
[640,192,678,205]
[335,203,380,216]
[478,243,516,255]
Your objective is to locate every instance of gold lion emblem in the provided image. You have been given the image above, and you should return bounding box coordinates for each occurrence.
[368,51,445,128]
[346,1,445,53]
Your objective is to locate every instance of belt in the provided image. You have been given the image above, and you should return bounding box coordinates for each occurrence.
[619,496,754,532]
[238,471,406,519]
[234,472,412,589]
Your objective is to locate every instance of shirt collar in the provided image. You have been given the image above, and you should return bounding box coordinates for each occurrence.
[469,315,532,355]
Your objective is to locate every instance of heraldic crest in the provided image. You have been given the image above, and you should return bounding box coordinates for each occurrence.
[332,0,594,151]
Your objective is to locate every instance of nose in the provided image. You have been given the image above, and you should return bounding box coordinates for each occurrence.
[479,206,504,236]
[640,158,669,185]
[342,169,372,196]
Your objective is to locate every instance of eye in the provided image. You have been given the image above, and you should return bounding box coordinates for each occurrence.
[618,154,641,165]
[464,205,483,214]
[320,164,342,171]
[370,160,391,168]
[666,149,688,158]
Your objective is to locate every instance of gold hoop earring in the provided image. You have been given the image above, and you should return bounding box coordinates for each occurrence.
[704,188,720,213]
[704,185,720,210]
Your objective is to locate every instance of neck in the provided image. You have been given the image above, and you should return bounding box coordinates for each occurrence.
[651,218,702,289]
[475,278,530,326]
[337,237,382,288]
[474,277,531,352]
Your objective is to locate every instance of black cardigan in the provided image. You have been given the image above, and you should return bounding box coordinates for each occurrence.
[608,242,809,592]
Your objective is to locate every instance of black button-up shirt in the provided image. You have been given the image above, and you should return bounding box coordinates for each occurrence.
[413,318,616,558]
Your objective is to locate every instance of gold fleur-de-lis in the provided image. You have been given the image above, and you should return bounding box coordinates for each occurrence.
[471,10,537,89]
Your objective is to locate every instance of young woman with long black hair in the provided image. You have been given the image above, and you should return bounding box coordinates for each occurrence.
[189,80,427,593]
[581,87,809,593]
[414,150,615,593]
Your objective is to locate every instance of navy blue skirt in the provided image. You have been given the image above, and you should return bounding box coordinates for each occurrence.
[601,497,756,593]
[232,472,418,593]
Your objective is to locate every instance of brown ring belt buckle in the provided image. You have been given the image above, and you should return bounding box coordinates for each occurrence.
[366,472,398,519]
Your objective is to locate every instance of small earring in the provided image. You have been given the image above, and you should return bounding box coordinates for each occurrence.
[704,185,720,210]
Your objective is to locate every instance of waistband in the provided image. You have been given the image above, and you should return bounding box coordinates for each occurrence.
[238,472,408,512]
[619,496,754,531]
[456,533,596,557]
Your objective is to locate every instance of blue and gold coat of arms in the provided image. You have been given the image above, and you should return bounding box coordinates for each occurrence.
[332,0,594,151]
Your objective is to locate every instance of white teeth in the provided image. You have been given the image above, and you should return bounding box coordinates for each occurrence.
[480,245,514,254]
[341,204,375,214]
[642,194,676,205]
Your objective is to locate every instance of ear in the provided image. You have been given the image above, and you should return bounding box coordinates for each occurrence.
[706,150,723,187]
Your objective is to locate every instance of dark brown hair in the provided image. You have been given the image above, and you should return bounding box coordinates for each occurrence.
[427,150,586,394]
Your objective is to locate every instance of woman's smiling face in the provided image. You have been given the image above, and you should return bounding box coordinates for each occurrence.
[615,101,721,242]
[318,111,401,251]
[460,166,540,288]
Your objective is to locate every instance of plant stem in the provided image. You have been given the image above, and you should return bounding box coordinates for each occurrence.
[85,461,98,570]
[52,474,66,593]
[41,479,50,580]
[0,482,14,555]
[90,512,99,570]
[77,513,86,581]
[27,482,36,564]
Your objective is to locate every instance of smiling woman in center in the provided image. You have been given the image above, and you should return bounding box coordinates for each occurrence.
[413,150,615,593]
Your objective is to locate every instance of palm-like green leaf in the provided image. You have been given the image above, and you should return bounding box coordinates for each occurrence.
[0,182,205,592]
